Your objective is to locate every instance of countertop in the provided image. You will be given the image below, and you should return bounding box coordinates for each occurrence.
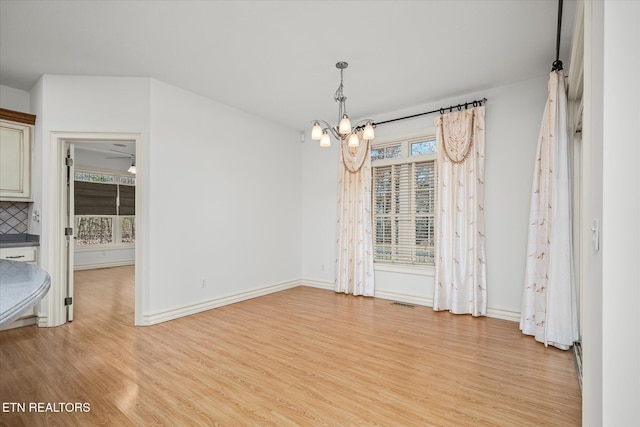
[0,260,51,326]
[0,234,40,248]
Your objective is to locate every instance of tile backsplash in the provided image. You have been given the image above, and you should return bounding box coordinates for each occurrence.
[0,201,30,234]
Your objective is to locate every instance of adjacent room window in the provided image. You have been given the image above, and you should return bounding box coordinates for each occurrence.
[372,135,437,266]
[74,169,135,247]
[75,216,114,245]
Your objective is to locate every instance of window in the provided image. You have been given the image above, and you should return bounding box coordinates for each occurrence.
[75,216,113,245]
[74,169,135,248]
[120,216,135,244]
[372,135,437,266]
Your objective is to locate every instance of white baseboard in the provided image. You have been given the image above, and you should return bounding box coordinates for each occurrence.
[0,315,36,331]
[141,279,301,326]
[74,260,134,271]
[300,278,333,290]
[299,280,434,308]
[37,315,48,327]
[299,278,519,322]
[139,277,520,326]
[486,307,521,323]
[374,290,434,308]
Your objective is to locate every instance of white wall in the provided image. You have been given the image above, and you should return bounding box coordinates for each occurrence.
[30,75,303,326]
[29,79,44,238]
[0,84,31,112]
[582,2,604,423]
[301,76,548,319]
[31,75,151,326]
[146,79,302,318]
[576,2,639,425]
[31,75,151,234]
[600,1,640,424]
[74,248,135,270]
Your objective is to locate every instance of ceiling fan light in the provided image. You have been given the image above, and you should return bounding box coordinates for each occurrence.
[347,132,359,147]
[128,163,137,174]
[320,131,331,147]
[311,123,322,140]
[339,114,351,135]
[363,122,375,140]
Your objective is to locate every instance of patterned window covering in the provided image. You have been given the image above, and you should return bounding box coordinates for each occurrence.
[519,71,578,350]
[335,137,375,296]
[432,106,487,317]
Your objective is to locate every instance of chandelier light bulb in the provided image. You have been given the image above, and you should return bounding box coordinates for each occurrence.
[347,132,359,147]
[311,123,322,140]
[320,131,331,147]
[339,114,352,135]
[363,122,375,140]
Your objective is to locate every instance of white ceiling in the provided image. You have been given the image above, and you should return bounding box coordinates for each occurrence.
[74,142,136,157]
[0,1,576,132]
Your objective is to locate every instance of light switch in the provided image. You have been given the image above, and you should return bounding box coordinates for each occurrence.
[591,219,600,252]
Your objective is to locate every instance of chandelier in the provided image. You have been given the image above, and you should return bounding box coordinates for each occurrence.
[311,61,375,148]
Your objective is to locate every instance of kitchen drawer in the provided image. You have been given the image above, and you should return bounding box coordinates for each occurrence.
[0,246,37,263]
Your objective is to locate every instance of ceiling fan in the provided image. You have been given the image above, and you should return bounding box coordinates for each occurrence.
[106,149,136,174]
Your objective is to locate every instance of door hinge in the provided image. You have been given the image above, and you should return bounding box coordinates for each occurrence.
[65,157,73,167]
[64,227,73,236]
[64,297,73,306]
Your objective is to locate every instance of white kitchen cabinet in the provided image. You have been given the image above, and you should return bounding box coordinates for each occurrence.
[0,108,36,200]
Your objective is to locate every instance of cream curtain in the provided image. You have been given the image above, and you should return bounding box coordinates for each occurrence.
[520,71,578,350]
[433,107,487,316]
[335,137,375,296]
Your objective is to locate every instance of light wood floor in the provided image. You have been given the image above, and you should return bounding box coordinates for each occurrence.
[0,266,581,426]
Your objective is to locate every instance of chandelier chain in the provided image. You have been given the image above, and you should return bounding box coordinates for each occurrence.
[334,68,347,124]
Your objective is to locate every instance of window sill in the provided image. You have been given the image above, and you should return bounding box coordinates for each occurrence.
[374,263,435,277]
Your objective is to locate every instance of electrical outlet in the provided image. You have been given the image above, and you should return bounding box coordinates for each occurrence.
[201,279,207,288]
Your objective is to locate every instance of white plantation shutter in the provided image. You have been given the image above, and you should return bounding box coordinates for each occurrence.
[414,161,436,263]
[373,158,436,266]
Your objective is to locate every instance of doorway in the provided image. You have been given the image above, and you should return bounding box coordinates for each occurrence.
[49,132,144,327]
[68,140,136,322]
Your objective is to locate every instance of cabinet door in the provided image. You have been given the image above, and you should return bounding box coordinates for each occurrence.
[0,120,31,199]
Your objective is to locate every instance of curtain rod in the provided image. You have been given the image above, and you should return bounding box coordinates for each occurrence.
[365,97,487,129]
[551,0,564,71]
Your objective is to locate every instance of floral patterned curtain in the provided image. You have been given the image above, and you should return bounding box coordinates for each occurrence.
[335,137,375,296]
[520,71,578,350]
[433,107,487,316]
